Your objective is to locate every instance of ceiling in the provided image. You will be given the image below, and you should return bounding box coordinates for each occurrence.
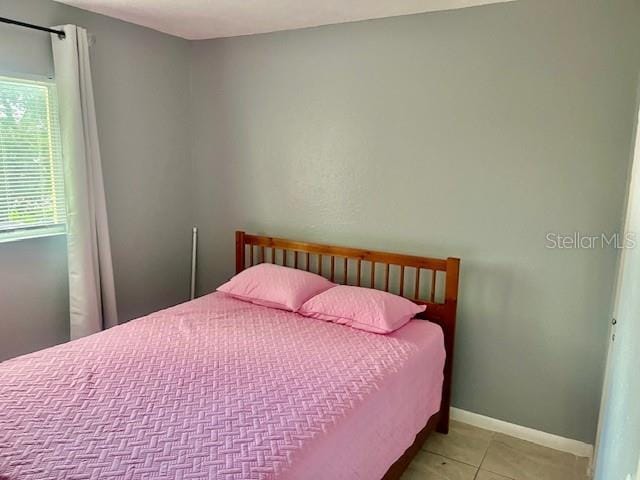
[53,0,515,40]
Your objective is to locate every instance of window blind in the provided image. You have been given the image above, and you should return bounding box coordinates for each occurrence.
[0,75,66,241]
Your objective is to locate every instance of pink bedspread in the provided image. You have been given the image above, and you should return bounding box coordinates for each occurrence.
[0,292,444,480]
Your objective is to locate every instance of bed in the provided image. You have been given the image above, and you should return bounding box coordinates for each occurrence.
[0,231,460,480]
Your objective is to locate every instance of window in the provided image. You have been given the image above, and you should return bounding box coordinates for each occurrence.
[0,75,65,241]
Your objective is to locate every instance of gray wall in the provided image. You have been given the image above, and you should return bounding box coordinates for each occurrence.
[0,235,69,360]
[0,0,193,361]
[190,0,640,442]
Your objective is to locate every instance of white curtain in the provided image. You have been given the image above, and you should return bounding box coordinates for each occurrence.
[51,25,118,340]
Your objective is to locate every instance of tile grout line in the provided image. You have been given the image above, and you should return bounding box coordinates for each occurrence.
[421,427,501,477]
[478,431,517,480]
[410,446,482,479]
[476,430,496,477]
[472,466,481,480]
[421,444,483,470]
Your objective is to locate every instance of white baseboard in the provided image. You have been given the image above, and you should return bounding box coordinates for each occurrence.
[450,407,594,459]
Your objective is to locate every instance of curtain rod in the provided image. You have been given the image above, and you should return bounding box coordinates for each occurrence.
[0,16,66,39]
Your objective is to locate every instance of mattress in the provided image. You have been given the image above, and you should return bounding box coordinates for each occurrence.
[0,292,445,480]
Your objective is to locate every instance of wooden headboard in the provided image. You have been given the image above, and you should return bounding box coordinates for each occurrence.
[235,231,460,433]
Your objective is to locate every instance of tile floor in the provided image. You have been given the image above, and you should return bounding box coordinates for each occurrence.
[401,421,591,480]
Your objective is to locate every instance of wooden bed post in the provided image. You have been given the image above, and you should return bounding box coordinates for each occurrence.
[235,231,246,274]
[437,257,460,434]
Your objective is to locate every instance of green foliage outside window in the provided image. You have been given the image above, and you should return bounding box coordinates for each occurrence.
[0,76,65,241]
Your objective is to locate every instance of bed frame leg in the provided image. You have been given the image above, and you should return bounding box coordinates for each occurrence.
[436,409,450,434]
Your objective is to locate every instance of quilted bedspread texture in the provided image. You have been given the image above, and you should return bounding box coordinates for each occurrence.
[0,292,444,480]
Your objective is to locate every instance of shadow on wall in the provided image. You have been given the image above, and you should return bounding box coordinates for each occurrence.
[623,455,640,480]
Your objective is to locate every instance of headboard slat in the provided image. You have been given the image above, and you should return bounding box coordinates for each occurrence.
[371,262,376,289]
[430,269,437,302]
[330,256,335,282]
[343,258,348,284]
[384,263,390,292]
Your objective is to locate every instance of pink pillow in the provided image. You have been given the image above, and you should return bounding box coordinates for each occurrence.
[299,285,426,334]
[217,263,335,312]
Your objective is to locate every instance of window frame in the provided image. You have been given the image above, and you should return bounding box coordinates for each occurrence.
[0,72,66,244]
